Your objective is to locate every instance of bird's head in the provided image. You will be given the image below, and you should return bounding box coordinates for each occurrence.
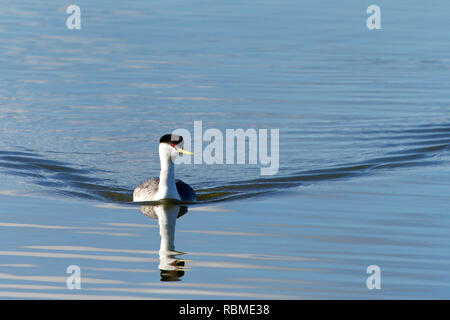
[159,134,194,163]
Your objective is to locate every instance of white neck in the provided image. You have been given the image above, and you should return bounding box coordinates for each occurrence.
[160,154,174,183]
[157,144,180,200]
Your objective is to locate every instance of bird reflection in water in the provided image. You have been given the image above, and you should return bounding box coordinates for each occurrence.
[140,203,190,281]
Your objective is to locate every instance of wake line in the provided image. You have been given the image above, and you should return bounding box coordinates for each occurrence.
[196,126,450,202]
[1,122,449,204]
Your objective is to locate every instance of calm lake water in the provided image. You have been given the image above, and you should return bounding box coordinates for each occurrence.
[0,0,449,299]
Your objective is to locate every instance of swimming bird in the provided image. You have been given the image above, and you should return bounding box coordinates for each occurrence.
[133,134,196,202]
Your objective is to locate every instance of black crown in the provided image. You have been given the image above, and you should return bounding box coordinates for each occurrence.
[160,134,183,145]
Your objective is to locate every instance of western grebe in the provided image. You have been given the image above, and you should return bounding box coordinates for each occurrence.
[133,134,196,202]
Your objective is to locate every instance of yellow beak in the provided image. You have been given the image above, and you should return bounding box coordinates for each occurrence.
[178,148,194,155]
